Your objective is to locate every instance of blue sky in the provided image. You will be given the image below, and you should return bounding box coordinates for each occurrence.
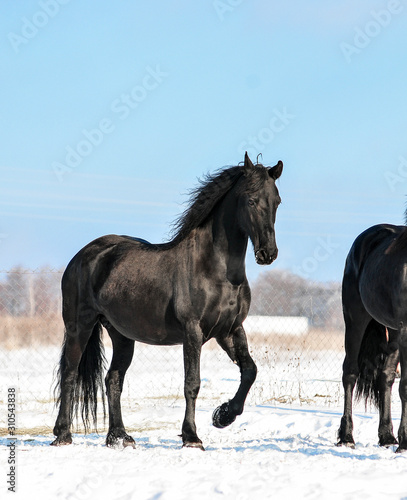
[1,1,407,283]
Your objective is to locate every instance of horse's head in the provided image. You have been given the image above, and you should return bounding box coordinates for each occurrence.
[238,152,283,265]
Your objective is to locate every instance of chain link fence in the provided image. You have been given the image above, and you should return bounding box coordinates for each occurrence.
[0,268,347,434]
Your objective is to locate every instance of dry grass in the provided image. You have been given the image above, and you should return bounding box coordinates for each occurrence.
[203,328,344,353]
[253,329,344,351]
[0,315,65,349]
[0,316,344,353]
[0,425,54,437]
[203,328,344,351]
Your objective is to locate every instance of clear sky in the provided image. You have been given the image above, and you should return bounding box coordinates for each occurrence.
[1,1,407,283]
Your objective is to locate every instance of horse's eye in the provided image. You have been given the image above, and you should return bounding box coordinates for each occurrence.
[248,199,255,207]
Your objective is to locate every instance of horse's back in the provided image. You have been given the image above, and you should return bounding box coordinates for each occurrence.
[62,234,149,291]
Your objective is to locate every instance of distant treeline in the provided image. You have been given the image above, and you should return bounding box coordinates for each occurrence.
[0,267,63,317]
[250,269,343,330]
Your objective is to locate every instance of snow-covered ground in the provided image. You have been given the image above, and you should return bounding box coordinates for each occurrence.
[2,345,407,499]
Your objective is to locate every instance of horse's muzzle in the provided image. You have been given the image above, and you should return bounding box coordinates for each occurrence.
[255,248,278,265]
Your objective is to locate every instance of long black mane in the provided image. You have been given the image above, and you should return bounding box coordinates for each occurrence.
[169,166,242,245]
[168,163,270,246]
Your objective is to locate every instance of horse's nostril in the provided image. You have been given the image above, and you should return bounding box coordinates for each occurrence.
[255,248,278,265]
[255,249,267,264]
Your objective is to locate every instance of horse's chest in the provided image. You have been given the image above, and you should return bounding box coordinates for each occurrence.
[197,284,249,339]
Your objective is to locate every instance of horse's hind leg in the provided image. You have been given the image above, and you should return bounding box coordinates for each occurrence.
[337,276,371,447]
[397,324,407,452]
[213,325,257,429]
[104,324,135,448]
[52,322,96,446]
[378,328,399,447]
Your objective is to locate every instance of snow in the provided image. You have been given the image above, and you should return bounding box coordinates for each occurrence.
[2,346,407,499]
[4,406,407,500]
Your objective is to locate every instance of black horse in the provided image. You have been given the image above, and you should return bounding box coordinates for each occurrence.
[52,153,283,450]
[337,221,407,452]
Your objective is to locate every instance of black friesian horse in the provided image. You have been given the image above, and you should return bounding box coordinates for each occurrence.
[52,153,283,450]
[337,221,407,452]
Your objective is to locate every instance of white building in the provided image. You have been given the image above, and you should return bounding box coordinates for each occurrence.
[243,316,309,337]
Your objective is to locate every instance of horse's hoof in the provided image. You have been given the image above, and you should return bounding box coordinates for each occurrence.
[336,440,355,449]
[379,436,398,448]
[106,432,135,449]
[183,441,205,451]
[396,443,407,453]
[123,436,136,449]
[50,436,72,446]
[212,403,236,429]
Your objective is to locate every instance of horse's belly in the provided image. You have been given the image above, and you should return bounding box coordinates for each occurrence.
[105,314,184,346]
[98,287,184,345]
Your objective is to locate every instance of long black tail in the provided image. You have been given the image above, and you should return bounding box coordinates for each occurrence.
[55,323,106,433]
[355,319,388,408]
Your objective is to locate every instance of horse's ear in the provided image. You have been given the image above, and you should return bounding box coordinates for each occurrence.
[243,151,255,174]
[269,160,283,180]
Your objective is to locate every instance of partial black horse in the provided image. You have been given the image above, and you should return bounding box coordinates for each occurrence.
[52,153,283,450]
[337,221,407,452]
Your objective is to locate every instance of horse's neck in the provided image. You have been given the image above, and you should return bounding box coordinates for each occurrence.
[205,199,248,285]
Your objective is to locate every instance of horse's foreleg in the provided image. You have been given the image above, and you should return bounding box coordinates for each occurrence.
[378,328,399,447]
[105,327,135,448]
[213,326,257,429]
[181,321,204,450]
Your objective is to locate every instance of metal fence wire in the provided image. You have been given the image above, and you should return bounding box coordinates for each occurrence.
[0,268,350,433]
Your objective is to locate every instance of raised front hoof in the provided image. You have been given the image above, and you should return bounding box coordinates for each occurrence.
[106,431,136,449]
[182,441,205,451]
[50,435,72,446]
[212,403,237,429]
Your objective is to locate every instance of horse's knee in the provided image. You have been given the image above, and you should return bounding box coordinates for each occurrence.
[242,365,257,385]
[105,370,123,396]
[342,370,357,389]
[380,367,397,389]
